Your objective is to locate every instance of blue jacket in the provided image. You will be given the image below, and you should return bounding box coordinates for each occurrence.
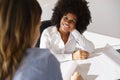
[13,48,63,80]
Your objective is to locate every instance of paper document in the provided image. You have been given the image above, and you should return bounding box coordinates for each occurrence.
[61,44,120,80]
[60,61,78,80]
[76,44,120,80]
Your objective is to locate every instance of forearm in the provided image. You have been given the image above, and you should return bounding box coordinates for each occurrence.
[71,29,95,53]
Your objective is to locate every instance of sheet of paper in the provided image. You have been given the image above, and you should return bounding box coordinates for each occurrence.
[61,44,120,80]
[60,61,78,80]
[76,44,120,80]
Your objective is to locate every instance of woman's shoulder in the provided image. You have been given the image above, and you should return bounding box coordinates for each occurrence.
[43,26,58,34]
[25,48,60,66]
[13,48,60,80]
[25,48,54,61]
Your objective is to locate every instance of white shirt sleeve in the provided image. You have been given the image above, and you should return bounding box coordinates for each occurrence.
[71,29,95,53]
[40,29,50,48]
[50,50,72,62]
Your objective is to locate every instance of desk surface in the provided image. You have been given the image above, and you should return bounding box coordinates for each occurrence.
[83,31,120,49]
[60,45,120,80]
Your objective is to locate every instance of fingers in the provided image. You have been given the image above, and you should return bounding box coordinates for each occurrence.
[72,50,81,60]
[80,50,89,59]
[72,50,89,60]
[71,72,83,80]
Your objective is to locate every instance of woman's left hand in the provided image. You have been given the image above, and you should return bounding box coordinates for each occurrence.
[72,50,89,60]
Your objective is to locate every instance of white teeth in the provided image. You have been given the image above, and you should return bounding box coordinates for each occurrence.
[64,24,69,28]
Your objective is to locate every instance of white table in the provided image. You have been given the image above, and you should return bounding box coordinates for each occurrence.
[83,31,120,49]
[60,45,120,80]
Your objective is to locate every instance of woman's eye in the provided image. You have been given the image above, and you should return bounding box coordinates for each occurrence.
[63,16,68,20]
[62,16,77,24]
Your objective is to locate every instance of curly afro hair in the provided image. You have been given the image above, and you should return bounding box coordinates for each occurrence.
[51,0,91,34]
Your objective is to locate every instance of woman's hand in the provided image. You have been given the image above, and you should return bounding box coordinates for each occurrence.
[72,50,89,60]
[71,72,83,80]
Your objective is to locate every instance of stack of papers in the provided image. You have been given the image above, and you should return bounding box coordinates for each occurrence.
[60,44,120,80]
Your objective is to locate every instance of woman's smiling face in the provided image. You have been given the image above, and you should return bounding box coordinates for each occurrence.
[59,13,78,33]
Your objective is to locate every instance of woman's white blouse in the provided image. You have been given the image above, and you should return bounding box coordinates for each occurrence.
[40,26,95,62]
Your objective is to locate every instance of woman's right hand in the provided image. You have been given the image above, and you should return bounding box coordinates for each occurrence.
[71,72,83,80]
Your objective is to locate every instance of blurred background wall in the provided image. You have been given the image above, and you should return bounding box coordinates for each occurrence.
[37,0,120,38]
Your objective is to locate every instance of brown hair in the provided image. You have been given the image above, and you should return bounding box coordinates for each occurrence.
[0,0,42,79]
